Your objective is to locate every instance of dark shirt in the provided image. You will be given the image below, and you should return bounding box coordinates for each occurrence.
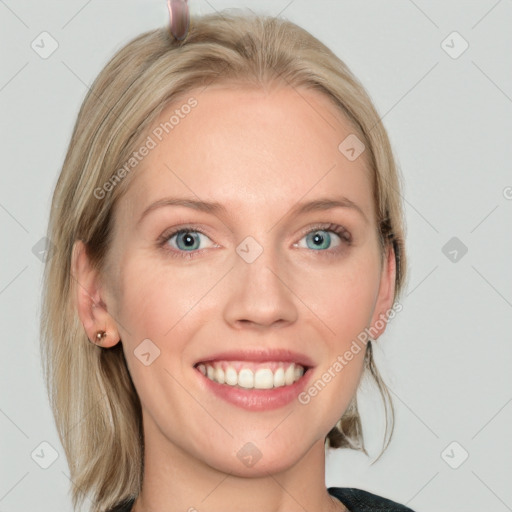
[329,487,415,511]
[107,487,415,511]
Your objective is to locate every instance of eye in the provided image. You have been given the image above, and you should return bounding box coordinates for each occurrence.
[295,223,351,252]
[158,227,217,258]
[157,223,352,260]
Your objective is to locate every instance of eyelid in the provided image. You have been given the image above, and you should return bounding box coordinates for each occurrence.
[297,222,352,244]
[160,225,209,239]
[163,226,216,241]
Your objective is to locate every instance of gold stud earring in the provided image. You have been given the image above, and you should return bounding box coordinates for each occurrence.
[95,330,107,344]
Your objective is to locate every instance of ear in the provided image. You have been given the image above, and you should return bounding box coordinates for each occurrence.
[71,239,121,348]
[368,243,397,340]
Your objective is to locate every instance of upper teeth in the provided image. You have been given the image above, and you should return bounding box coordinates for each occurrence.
[197,361,305,389]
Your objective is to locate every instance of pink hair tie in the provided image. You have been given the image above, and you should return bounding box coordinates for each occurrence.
[167,0,190,41]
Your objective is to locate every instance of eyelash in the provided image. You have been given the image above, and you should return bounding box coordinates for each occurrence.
[156,223,352,260]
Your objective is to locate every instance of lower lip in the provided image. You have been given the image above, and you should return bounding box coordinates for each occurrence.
[196,367,314,411]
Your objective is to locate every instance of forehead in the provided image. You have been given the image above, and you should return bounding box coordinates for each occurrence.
[119,82,373,226]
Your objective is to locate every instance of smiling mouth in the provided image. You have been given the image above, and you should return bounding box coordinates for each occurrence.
[194,360,309,390]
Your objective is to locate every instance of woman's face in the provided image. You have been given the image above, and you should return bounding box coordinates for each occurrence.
[98,82,395,476]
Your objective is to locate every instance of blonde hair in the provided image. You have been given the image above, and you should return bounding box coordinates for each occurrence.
[40,9,407,512]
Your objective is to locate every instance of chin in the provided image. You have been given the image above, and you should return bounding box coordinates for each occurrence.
[200,435,315,477]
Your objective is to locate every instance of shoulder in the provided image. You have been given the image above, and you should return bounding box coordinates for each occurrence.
[328,487,416,512]
[105,498,135,512]
[106,489,415,512]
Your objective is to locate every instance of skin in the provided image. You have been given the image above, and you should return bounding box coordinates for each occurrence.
[73,81,396,512]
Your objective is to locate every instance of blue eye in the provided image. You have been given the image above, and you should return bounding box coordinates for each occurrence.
[164,229,215,253]
[297,228,344,251]
[158,223,351,260]
[306,230,336,250]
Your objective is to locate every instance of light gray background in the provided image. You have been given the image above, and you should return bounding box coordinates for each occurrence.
[1,1,511,511]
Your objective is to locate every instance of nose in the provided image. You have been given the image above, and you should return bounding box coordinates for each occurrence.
[222,241,298,330]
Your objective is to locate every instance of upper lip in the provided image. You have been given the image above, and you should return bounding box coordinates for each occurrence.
[194,348,315,368]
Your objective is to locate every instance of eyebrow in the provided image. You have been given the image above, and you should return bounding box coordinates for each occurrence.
[136,196,368,226]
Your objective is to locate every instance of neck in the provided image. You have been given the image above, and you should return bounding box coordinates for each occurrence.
[131,415,346,512]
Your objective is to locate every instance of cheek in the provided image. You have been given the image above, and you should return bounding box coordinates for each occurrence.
[292,248,382,345]
[113,255,207,410]
[114,253,212,342]
[295,252,379,431]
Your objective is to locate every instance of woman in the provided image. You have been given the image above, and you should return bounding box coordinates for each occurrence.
[40,9,411,512]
